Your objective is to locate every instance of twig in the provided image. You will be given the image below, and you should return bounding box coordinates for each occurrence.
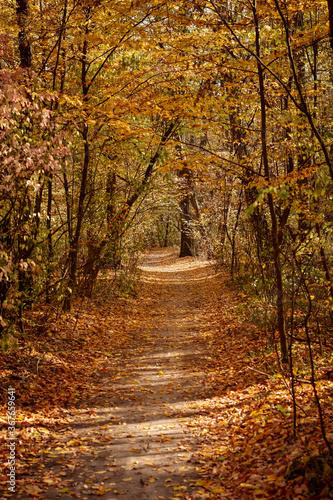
[139,441,150,452]
[72,295,86,334]
[246,366,272,377]
[36,354,45,380]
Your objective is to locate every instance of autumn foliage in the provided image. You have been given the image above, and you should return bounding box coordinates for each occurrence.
[1,0,333,497]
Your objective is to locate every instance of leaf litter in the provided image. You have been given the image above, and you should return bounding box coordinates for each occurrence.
[0,248,333,499]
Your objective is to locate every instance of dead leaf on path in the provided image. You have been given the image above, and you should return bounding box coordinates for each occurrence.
[212,486,224,493]
[94,486,112,495]
[23,485,44,496]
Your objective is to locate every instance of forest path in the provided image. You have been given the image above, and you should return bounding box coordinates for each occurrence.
[43,248,220,500]
[10,249,332,500]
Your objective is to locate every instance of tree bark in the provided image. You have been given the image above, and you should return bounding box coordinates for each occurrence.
[178,167,194,257]
[327,0,333,50]
[179,200,193,257]
[16,0,32,68]
[63,10,91,311]
[63,123,90,311]
[253,1,288,364]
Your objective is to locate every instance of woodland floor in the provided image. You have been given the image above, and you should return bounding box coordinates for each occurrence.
[1,248,333,499]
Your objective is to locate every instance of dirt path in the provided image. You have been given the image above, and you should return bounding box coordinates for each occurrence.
[42,249,218,499]
[4,248,333,499]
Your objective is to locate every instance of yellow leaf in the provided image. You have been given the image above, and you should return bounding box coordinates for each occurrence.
[265,475,277,482]
[212,486,224,493]
[25,485,43,495]
[240,483,256,489]
[95,487,112,496]
[195,480,207,487]
[42,478,57,485]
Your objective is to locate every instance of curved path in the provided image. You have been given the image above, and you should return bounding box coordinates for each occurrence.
[45,249,218,499]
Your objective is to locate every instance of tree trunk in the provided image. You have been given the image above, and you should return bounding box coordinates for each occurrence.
[63,17,90,311]
[327,0,333,50]
[179,197,193,257]
[178,167,194,257]
[16,0,32,68]
[163,216,170,248]
[46,174,53,303]
[63,121,90,311]
[253,1,288,364]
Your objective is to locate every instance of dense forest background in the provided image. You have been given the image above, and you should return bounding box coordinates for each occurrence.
[1,0,333,468]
